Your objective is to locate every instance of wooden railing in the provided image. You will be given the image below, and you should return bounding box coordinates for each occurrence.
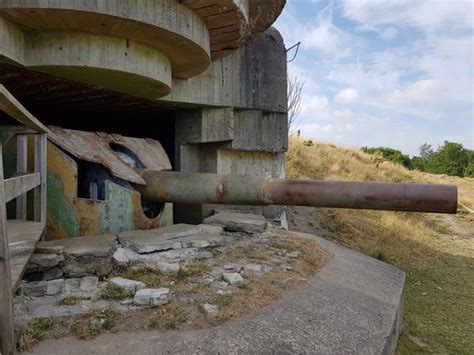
[0,85,48,354]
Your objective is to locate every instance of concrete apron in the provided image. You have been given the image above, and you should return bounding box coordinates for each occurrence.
[30,234,405,355]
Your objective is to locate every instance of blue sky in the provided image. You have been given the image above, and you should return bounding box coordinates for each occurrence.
[274,0,474,156]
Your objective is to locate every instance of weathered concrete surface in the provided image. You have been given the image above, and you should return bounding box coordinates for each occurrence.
[203,212,267,233]
[118,224,224,254]
[29,234,405,355]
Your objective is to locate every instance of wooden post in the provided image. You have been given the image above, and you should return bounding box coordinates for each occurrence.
[16,135,27,220]
[34,134,47,224]
[0,141,17,354]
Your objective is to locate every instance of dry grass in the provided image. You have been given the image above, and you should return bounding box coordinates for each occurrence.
[286,137,474,354]
[17,318,54,352]
[99,284,132,301]
[71,308,119,340]
[120,267,162,287]
[96,231,332,335]
[149,302,188,330]
[57,296,81,306]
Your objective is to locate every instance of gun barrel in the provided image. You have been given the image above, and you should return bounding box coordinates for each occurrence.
[137,170,458,214]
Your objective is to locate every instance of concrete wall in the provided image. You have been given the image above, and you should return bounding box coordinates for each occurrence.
[174,28,288,225]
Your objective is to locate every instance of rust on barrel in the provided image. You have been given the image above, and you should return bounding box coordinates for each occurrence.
[136,170,457,214]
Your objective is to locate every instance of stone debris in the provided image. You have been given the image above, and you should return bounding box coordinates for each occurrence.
[80,276,99,292]
[287,251,302,259]
[110,277,146,294]
[200,303,219,317]
[119,226,225,254]
[119,224,202,253]
[29,254,64,268]
[18,219,315,331]
[23,281,48,297]
[154,262,181,275]
[285,266,294,271]
[223,272,245,286]
[43,267,63,281]
[34,243,65,255]
[46,279,65,296]
[134,288,171,306]
[198,224,224,235]
[63,278,81,293]
[203,212,267,233]
[241,264,263,276]
[112,247,130,267]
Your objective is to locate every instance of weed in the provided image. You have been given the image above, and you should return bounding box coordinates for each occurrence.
[72,308,119,340]
[371,251,388,262]
[57,296,81,306]
[99,284,132,301]
[176,260,210,283]
[149,303,187,330]
[17,318,54,351]
[120,267,161,287]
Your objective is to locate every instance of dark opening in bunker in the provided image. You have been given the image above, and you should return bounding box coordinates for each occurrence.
[109,143,145,172]
[76,160,133,201]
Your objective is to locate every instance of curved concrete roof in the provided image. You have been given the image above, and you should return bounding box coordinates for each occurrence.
[0,0,286,100]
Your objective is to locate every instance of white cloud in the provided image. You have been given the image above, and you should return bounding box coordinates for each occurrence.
[342,0,473,33]
[301,95,329,115]
[380,27,398,40]
[334,88,360,104]
[387,79,442,106]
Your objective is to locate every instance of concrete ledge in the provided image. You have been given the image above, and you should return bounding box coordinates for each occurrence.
[30,233,405,354]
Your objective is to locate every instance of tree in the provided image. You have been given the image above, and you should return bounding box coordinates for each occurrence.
[429,141,469,177]
[464,162,474,178]
[287,75,305,134]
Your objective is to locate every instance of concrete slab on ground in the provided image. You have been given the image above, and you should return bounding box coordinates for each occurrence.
[29,234,405,355]
[203,212,267,233]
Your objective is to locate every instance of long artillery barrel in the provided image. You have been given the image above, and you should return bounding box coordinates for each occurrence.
[137,170,457,214]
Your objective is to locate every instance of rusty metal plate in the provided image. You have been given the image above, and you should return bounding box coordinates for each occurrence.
[48,126,170,185]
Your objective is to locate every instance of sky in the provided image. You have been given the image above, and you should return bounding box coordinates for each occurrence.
[274,0,474,156]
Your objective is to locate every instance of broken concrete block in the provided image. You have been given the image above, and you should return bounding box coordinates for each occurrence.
[241,264,263,276]
[200,303,219,317]
[157,248,213,262]
[286,251,302,259]
[29,254,64,268]
[22,281,48,297]
[61,257,114,278]
[80,276,99,292]
[43,267,64,281]
[203,212,267,233]
[35,243,65,255]
[179,235,225,249]
[47,235,117,258]
[113,247,130,267]
[63,278,81,293]
[154,262,180,275]
[46,279,64,296]
[134,288,171,306]
[110,277,145,294]
[222,272,245,286]
[118,224,202,254]
[198,224,224,235]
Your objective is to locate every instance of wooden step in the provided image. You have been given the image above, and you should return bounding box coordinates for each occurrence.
[7,220,45,289]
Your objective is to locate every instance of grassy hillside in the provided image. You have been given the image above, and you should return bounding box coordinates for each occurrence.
[286,137,474,354]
